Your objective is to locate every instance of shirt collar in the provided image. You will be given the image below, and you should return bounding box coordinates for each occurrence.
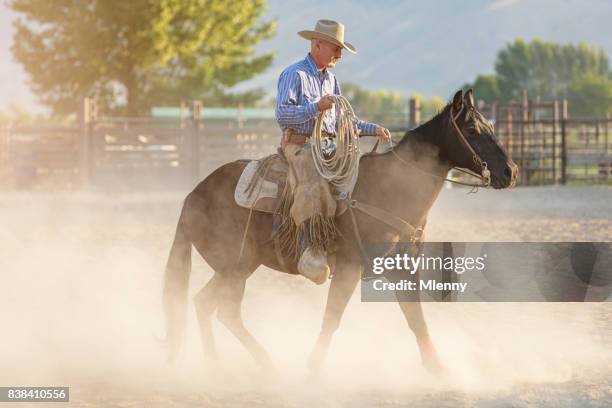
[305,53,328,78]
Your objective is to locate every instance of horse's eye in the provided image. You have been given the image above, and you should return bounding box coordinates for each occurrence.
[470,122,481,135]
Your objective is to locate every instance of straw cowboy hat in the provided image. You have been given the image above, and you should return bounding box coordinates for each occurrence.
[298,19,357,54]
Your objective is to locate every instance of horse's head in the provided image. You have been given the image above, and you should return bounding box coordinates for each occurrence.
[442,89,518,189]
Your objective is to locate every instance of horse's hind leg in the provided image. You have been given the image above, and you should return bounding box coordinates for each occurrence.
[216,275,275,370]
[194,273,223,364]
[308,262,361,374]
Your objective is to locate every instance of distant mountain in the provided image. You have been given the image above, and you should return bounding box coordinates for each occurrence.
[237,0,612,100]
[2,0,612,112]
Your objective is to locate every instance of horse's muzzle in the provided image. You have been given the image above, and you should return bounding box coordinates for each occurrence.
[504,162,519,188]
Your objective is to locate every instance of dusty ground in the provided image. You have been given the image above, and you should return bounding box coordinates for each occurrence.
[0,185,610,407]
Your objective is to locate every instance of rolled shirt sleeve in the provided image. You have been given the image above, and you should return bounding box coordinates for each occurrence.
[275,70,320,126]
[333,78,379,136]
[354,119,378,136]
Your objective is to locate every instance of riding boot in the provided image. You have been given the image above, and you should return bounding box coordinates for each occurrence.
[298,246,330,285]
[296,227,330,284]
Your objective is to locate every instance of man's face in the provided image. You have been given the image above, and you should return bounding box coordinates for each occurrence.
[313,39,342,69]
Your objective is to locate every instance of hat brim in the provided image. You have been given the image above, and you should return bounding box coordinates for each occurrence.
[298,30,357,54]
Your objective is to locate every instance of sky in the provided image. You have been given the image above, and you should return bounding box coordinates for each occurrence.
[1,0,612,114]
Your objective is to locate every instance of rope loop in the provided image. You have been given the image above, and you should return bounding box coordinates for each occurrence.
[310,95,361,193]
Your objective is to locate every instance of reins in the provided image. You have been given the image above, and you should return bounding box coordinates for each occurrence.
[347,103,493,263]
[383,105,491,193]
[244,98,495,269]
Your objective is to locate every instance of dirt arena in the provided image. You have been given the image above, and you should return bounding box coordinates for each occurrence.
[0,185,610,407]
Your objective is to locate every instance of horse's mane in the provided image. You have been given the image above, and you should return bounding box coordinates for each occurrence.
[396,102,451,147]
[360,102,451,160]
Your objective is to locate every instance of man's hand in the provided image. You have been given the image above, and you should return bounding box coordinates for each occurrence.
[375,125,392,142]
[318,95,335,111]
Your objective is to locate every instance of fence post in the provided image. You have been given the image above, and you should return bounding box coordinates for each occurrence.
[180,101,187,129]
[560,99,568,185]
[505,108,513,157]
[606,114,610,180]
[237,103,244,128]
[491,102,498,127]
[78,97,94,189]
[408,96,420,129]
[552,100,559,183]
[605,113,610,155]
[520,90,528,183]
[189,100,202,184]
[0,125,7,186]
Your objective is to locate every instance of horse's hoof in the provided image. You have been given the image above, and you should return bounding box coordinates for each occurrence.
[262,361,279,376]
[165,350,179,366]
[417,336,447,378]
[423,358,447,378]
[307,353,324,375]
[255,353,278,376]
[203,356,221,372]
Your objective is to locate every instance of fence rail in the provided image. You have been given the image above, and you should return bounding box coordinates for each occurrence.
[0,97,610,190]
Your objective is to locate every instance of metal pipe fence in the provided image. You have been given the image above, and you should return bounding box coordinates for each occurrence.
[0,97,610,190]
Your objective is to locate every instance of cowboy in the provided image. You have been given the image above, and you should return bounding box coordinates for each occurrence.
[275,19,392,284]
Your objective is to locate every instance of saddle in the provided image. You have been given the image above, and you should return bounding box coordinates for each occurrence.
[234,152,348,216]
[234,143,426,275]
[234,152,289,213]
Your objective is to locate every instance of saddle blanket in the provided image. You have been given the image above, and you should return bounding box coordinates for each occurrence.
[234,156,288,213]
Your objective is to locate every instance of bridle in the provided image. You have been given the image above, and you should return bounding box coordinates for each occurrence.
[344,103,496,263]
[449,104,491,190]
[386,103,491,193]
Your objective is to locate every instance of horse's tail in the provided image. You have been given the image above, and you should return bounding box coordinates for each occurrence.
[162,201,192,363]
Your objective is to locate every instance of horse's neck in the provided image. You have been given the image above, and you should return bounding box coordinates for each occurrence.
[356,130,451,227]
[393,134,450,220]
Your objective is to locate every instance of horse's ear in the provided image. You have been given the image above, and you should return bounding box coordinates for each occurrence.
[464,88,475,107]
[452,90,463,111]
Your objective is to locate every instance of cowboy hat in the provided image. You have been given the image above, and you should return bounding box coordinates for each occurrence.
[298,19,357,54]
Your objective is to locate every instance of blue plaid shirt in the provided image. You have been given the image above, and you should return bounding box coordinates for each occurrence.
[275,53,378,137]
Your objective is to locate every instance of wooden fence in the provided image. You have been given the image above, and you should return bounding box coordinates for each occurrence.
[480,92,612,185]
[0,125,80,189]
[0,96,610,190]
[0,99,281,190]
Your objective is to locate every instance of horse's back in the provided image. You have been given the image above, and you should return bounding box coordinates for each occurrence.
[181,159,278,273]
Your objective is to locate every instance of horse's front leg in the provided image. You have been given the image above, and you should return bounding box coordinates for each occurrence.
[397,300,445,376]
[308,261,361,374]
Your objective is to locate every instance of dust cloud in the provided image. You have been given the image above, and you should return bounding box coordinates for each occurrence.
[0,187,610,406]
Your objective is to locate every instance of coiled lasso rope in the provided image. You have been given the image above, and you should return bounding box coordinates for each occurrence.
[310,95,361,193]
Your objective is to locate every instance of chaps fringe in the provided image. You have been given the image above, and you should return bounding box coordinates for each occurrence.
[273,180,339,261]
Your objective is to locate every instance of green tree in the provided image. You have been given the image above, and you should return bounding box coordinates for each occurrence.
[341,82,406,125]
[10,0,276,116]
[494,38,609,101]
[0,104,47,125]
[568,74,612,117]
[463,75,501,104]
[340,83,447,125]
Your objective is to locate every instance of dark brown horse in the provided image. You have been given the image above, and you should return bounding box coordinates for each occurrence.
[162,89,518,374]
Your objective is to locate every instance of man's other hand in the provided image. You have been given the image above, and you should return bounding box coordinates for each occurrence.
[375,126,392,142]
[318,95,335,111]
